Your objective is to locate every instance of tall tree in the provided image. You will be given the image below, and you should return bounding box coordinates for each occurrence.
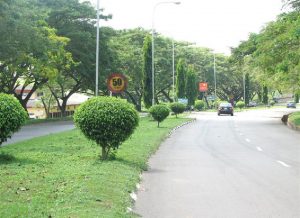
[110,28,147,111]
[176,59,187,98]
[142,35,153,108]
[0,0,70,111]
[262,86,269,104]
[245,73,250,105]
[185,65,198,106]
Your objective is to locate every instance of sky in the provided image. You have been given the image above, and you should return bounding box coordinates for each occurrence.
[89,0,284,55]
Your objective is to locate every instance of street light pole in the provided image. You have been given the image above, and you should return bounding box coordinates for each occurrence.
[213,52,217,98]
[172,40,175,102]
[95,0,100,96]
[152,1,181,106]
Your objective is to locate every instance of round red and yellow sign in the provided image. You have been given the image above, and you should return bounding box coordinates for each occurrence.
[107,73,127,93]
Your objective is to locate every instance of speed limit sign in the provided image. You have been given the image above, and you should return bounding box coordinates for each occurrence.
[107,73,127,93]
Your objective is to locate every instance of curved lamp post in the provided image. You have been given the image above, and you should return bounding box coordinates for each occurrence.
[152,1,181,105]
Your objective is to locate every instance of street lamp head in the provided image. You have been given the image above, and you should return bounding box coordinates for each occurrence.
[174,1,181,4]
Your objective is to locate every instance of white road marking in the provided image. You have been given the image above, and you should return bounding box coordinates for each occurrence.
[277,160,291,168]
[245,138,251,143]
[239,133,243,136]
[256,146,263,152]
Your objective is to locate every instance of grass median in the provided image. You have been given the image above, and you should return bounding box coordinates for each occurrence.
[288,111,300,127]
[0,115,191,218]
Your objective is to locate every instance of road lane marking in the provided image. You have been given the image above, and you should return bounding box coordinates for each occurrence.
[245,138,251,143]
[239,133,243,136]
[256,146,263,152]
[277,160,291,168]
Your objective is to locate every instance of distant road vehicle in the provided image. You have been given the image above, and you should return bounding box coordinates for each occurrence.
[286,102,296,108]
[29,113,37,119]
[218,102,234,116]
[248,101,257,107]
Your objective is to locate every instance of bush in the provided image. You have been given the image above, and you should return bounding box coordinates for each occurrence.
[74,97,139,160]
[236,101,245,109]
[149,104,170,127]
[0,93,27,146]
[194,100,205,111]
[169,102,185,118]
[213,100,221,109]
[269,100,275,106]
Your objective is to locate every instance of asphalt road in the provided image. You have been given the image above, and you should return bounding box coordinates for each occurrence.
[134,108,300,218]
[2,121,75,146]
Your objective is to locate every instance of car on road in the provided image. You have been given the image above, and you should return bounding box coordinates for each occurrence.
[248,101,257,107]
[218,102,234,116]
[286,102,296,108]
[29,113,37,119]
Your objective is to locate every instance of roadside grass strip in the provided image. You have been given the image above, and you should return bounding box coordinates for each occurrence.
[0,116,191,218]
[288,111,300,127]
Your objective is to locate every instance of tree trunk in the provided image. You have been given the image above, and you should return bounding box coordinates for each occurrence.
[101,145,110,160]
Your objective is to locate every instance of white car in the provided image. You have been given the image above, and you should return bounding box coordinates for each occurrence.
[29,113,37,119]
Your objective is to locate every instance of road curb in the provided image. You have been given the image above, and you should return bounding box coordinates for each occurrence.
[287,120,300,131]
[168,118,196,137]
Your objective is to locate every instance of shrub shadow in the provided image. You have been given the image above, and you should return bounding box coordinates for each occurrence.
[0,152,37,165]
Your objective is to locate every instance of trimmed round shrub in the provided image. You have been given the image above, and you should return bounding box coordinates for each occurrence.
[0,93,27,145]
[74,97,139,160]
[194,100,205,111]
[149,104,170,127]
[236,101,245,109]
[269,100,275,106]
[169,102,185,118]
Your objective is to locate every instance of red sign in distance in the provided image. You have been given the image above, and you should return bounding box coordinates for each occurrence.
[199,82,208,92]
[107,73,127,93]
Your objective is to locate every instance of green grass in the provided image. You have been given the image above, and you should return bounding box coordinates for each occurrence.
[0,116,191,218]
[288,111,300,127]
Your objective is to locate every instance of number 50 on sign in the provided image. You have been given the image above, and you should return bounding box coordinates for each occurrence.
[107,73,127,93]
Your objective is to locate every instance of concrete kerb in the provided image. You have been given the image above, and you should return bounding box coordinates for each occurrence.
[281,113,300,131]
[287,120,300,131]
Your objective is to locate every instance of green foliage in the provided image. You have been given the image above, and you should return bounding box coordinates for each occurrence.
[262,86,269,104]
[236,101,245,109]
[185,65,198,106]
[194,100,205,111]
[74,97,139,160]
[142,35,153,108]
[269,100,275,106]
[149,104,170,127]
[288,111,300,126]
[0,93,27,145]
[169,102,185,118]
[176,59,187,98]
[294,93,299,103]
[245,73,250,105]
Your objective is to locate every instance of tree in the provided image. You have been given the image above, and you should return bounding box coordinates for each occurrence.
[0,0,72,111]
[245,73,250,105]
[169,102,185,118]
[262,86,269,104]
[149,104,170,127]
[176,59,187,98]
[0,94,27,146]
[110,28,147,111]
[74,97,139,160]
[142,35,153,108]
[185,65,198,106]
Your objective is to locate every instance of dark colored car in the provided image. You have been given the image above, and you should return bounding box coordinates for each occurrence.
[287,102,296,108]
[218,102,234,116]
